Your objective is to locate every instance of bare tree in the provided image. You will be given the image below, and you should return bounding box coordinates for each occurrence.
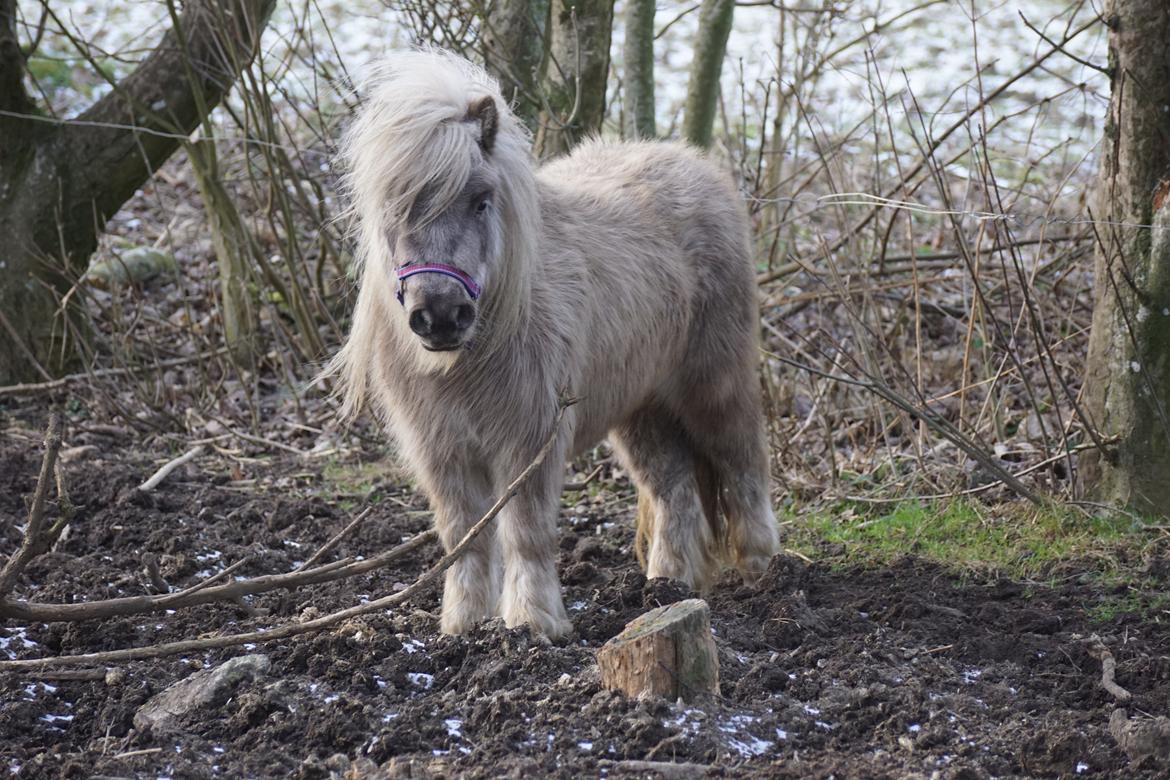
[682,0,734,148]
[0,0,275,384]
[533,0,615,158]
[482,0,552,132]
[621,0,655,139]
[1081,0,1170,517]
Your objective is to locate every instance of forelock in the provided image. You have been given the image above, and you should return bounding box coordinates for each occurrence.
[342,50,504,233]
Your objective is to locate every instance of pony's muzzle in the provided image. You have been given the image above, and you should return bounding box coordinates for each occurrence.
[408,294,476,351]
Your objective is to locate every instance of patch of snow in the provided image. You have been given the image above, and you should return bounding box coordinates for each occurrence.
[401,638,425,654]
[0,627,39,659]
[577,741,593,751]
[40,714,73,724]
[909,724,921,733]
[1076,762,1089,774]
[407,672,434,689]
[444,719,463,738]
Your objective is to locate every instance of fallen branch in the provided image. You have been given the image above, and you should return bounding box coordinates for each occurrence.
[1086,634,1132,703]
[0,412,63,599]
[0,401,572,670]
[0,528,435,622]
[138,445,205,491]
[296,507,373,572]
[0,350,230,398]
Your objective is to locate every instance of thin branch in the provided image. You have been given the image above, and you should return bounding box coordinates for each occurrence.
[295,507,373,572]
[0,411,63,598]
[0,401,572,668]
[138,446,205,491]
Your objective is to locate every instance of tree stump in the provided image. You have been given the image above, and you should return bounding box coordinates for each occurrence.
[597,598,719,702]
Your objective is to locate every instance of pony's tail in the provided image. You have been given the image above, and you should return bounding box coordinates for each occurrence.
[633,455,728,585]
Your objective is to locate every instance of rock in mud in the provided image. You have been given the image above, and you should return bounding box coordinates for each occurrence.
[85,246,178,289]
[132,654,271,735]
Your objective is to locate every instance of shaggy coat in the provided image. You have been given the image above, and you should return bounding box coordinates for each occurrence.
[330,51,779,638]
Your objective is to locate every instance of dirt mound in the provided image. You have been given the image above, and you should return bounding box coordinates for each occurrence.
[3,438,1169,778]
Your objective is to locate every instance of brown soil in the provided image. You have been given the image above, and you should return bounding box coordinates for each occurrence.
[2,426,1168,779]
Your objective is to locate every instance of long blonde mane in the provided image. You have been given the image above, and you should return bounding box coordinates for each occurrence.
[326,50,541,418]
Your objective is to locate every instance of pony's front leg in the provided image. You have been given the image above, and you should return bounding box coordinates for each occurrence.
[425,462,499,635]
[498,456,571,639]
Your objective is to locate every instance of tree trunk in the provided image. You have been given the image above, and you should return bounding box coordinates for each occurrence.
[482,0,551,132]
[533,0,615,159]
[1081,0,1170,517]
[682,0,734,149]
[187,141,260,366]
[0,0,275,385]
[621,0,655,140]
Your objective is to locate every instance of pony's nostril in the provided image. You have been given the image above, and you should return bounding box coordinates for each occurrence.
[454,304,475,330]
[408,308,432,336]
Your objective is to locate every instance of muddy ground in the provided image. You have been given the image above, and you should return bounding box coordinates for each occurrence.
[2,423,1169,779]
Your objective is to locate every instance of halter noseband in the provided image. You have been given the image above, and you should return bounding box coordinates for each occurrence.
[395,263,482,306]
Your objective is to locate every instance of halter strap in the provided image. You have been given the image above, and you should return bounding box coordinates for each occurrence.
[395,263,482,305]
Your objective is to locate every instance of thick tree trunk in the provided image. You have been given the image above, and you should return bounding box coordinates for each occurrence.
[482,0,551,132]
[0,0,275,384]
[1081,0,1170,517]
[682,0,734,148]
[621,0,655,140]
[533,0,615,159]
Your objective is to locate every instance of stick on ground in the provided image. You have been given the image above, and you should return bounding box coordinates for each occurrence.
[138,445,205,491]
[1086,634,1132,703]
[0,401,572,671]
[0,411,63,598]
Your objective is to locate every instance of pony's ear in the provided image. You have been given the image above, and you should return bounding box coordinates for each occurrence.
[468,96,498,154]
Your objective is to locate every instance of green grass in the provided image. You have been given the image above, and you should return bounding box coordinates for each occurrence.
[783,498,1170,623]
[320,456,399,510]
[783,498,1156,582]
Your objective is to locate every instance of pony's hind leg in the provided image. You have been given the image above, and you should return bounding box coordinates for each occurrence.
[612,408,722,591]
[422,459,500,635]
[675,383,779,583]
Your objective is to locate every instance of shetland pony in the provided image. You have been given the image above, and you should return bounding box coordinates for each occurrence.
[329,51,779,638]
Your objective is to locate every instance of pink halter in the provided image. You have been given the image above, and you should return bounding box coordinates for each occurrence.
[395,263,482,305]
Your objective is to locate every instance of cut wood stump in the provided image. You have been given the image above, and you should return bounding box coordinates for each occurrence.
[597,598,719,702]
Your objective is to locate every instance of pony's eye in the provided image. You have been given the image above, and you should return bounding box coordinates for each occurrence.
[475,197,491,214]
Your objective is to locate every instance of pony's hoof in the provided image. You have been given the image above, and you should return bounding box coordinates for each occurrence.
[440,606,489,635]
[503,606,572,641]
[736,554,773,586]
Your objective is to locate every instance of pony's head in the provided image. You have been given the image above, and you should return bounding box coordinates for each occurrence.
[340,50,537,374]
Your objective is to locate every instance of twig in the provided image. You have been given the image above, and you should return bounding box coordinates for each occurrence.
[1086,634,1132,703]
[112,748,162,760]
[563,463,604,492]
[295,507,373,572]
[162,557,251,600]
[0,412,63,598]
[0,402,572,669]
[0,531,432,622]
[0,349,230,398]
[138,445,205,491]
